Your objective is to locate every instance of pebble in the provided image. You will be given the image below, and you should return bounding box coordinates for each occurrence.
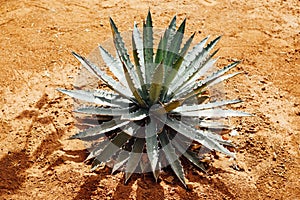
[186,183,194,190]
[230,129,239,136]
[260,80,267,84]
[273,152,277,161]
[165,176,174,184]
[169,189,175,195]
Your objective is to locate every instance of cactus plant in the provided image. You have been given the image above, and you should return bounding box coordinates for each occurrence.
[58,11,250,188]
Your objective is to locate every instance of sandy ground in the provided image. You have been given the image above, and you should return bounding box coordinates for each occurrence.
[0,0,299,199]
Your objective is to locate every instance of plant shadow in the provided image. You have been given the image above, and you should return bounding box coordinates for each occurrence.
[186,166,236,199]
[0,94,68,196]
[110,173,165,200]
[72,169,110,200]
[0,149,31,196]
[70,162,236,199]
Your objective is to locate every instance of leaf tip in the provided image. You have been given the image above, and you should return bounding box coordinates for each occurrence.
[67,135,76,140]
[71,51,83,60]
[191,32,196,38]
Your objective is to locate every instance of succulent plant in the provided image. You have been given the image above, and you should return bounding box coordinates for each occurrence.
[58,11,250,188]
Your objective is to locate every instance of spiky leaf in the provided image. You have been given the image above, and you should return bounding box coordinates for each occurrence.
[172,137,206,172]
[149,62,165,104]
[174,99,242,112]
[112,151,130,174]
[99,46,128,87]
[145,119,159,179]
[132,22,146,87]
[91,131,132,171]
[71,52,133,99]
[143,10,154,84]
[70,120,129,140]
[86,139,110,161]
[125,138,145,183]
[75,105,136,116]
[159,130,186,188]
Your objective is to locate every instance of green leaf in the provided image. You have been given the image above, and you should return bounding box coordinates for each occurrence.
[92,131,132,171]
[98,46,128,87]
[85,139,110,161]
[161,32,195,101]
[143,10,154,84]
[125,138,145,183]
[152,98,185,114]
[58,88,132,107]
[132,22,146,88]
[177,108,252,117]
[158,130,187,188]
[139,154,149,173]
[177,56,218,94]
[194,132,235,157]
[109,18,135,72]
[57,89,111,105]
[178,32,195,58]
[70,120,129,140]
[154,16,176,65]
[71,51,103,79]
[183,150,206,172]
[75,115,113,127]
[90,159,102,172]
[163,99,185,112]
[154,36,166,65]
[122,64,147,107]
[204,72,241,88]
[181,61,241,100]
[149,62,164,104]
[161,19,186,97]
[202,61,241,84]
[164,18,186,68]
[198,120,232,130]
[71,52,133,100]
[174,99,242,112]
[170,37,221,97]
[180,118,234,146]
[145,119,159,180]
[190,72,241,99]
[75,105,136,116]
[121,122,141,136]
[93,89,132,107]
[109,18,143,93]
[157,116,235,157]
[171,32,195,75]
[204,130,234,147]
[120,108,148,121]
[164,15,177,52]
[169,36,209,92]
[112,151,130,174]
[172,138,206,172]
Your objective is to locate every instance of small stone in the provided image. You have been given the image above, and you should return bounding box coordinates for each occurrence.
[230,129,239,136]
[169,188,175,195]
[260,80,267,84]
[165,176,174,184]
[273,152,277,161]
[230,163,244,171]
[186,183,194,190]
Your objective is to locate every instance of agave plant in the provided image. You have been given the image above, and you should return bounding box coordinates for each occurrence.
[58,11,250,188]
